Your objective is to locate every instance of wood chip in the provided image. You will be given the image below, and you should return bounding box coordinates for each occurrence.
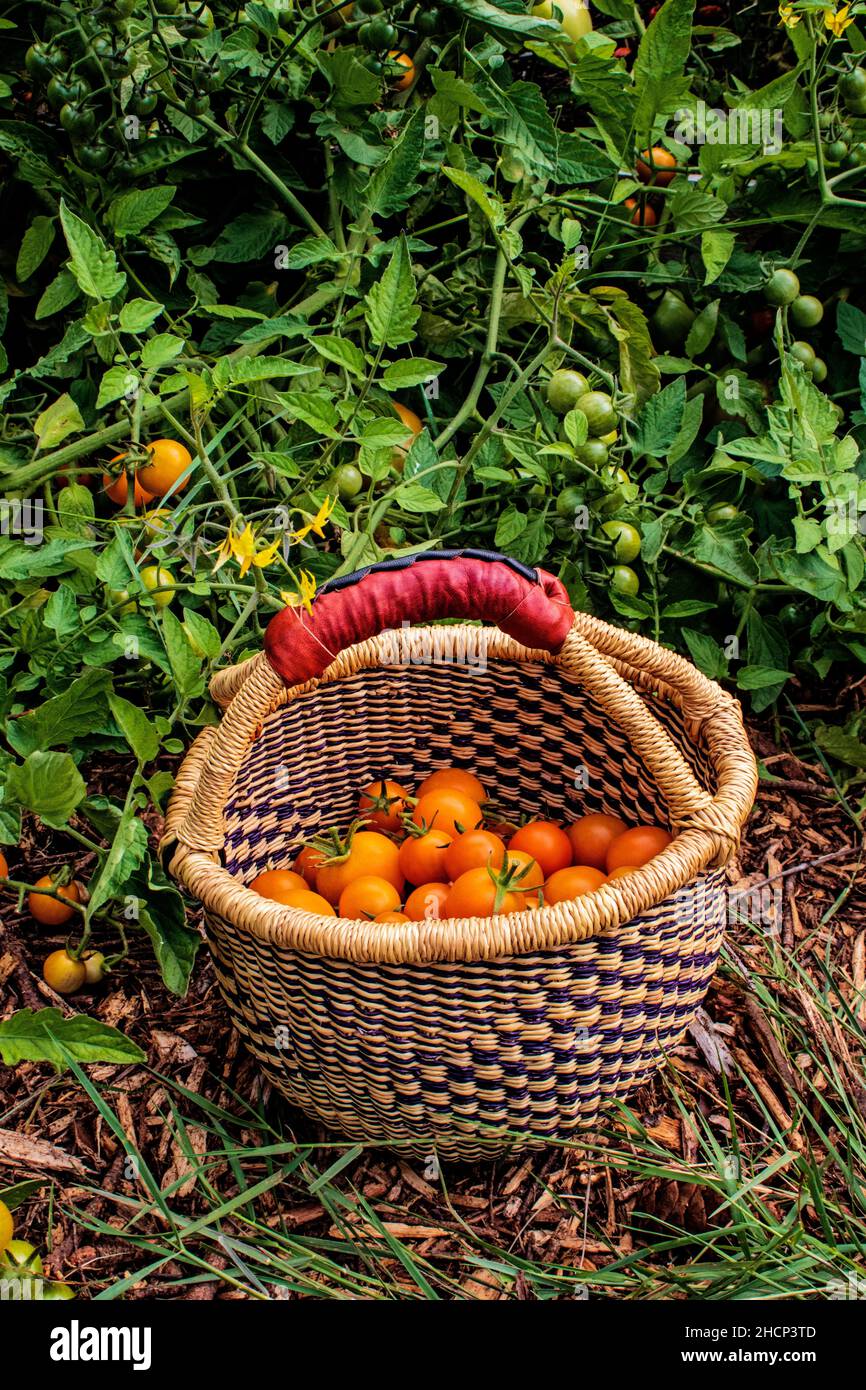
[0,1127,88,1176]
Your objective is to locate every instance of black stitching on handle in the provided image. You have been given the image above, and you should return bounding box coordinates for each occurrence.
[317,549,538,599]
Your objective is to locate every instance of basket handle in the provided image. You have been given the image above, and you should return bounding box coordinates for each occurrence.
[263,549,574,687]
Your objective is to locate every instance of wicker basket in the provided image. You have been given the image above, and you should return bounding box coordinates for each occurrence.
[164,550,757,1160]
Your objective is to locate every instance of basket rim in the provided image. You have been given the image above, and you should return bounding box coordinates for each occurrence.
[164,618,757,965]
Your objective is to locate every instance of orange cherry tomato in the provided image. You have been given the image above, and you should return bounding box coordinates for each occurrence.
[412,789,483,840]
[338,874,402,919]
[404,882,451,921]
[374,910,410,923]
[390,399,424,469]
[387,50,415,91]
[0,850,7,878]
[28,875,81,926]
[276,888,336,916]
[606,825,672,872]
[315,831,403,905]
[508,821,572,878]
[443,829,506,881]
[358,778,411,834]
[249,869,309,902]
[444,868,523,920]
[398,829,452,886]
[636,146,678,185]
[102,469,154,507]
[544,865,607,904]
[607,865,638,880]
[294,845,326,886]
[416,767,487,804]
[624,197,657,227]
[504,849,544,891]
[137,438,193,496]
[566,814,627,871]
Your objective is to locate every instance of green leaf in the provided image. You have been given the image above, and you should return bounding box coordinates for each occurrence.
[108,693,159,764]
[681,628,728,680]
[140,332,185,369]
[381,358,444,390]
[161,607,204,699]
[311,335,367,377]
[34,268,79,320]
[278,235,341,270]
[701,228,735,285]
[632,0,696,138]
[691,528,759,587]
[632,378,686,456]
[685,299,720,357]
[495,504,528,549]
[119,298,164,333]
[59,198,126,301]
[736,664,793,690]
[814,724,866,769]
[395,481,445,513]
[0,1008,145,1070]
[183,609,221,660]
[366,110,425,219]
[442,165,505,231]
[837,300,866,357]
[16,215,54,281]
[6,670,112,757]
[445,0,560,42]
[131,858,200,996]
[211,356,315,389]
[5,751,86,828]
[88,807,150,919]
[364,236,419,349]
[107,185,175,237]
[33,392,85,452]
[97,364,140,409]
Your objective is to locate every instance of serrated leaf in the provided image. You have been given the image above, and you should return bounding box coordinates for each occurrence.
[211,355,315,389]
[701,228,734,286]
[34,268,79,320]
[119,298,164,333]
[6,670,111,758]
[381,358,444,390]
[736,664,793,690]
[364,236,419,348]
[837,300,866,357]
[311,335,366,377]
[96,364,140,409]
[16,215,54,282]
[107,185,175,237]
[108,693,159,764]
[59,199,125,301]
[33,393,84,452]
[633,0,696,137]
[0,1008,145,1070]
[130,857,200,996]
[366,110,425,219]
[279,235,341,270]
[632,378,686,456]
[442,165,505,230]
[141,332,185,369]
[5,751,86,828]
[685,299,720,358]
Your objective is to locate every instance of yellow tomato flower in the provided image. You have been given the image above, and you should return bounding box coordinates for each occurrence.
[289,495,335,543]
[824,4,853,35]
[280,570,317,615]
[213,522,282,578]
[778,2,800,25]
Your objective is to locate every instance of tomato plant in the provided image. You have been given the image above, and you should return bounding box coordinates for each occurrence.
[0,0,862,1012]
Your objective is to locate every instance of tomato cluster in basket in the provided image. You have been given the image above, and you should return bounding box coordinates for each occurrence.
[248,768,673,923]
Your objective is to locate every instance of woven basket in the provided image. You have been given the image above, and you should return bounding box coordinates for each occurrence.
[164,550,757,1160]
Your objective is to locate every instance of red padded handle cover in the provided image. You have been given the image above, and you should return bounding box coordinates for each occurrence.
[264,551,574,687]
